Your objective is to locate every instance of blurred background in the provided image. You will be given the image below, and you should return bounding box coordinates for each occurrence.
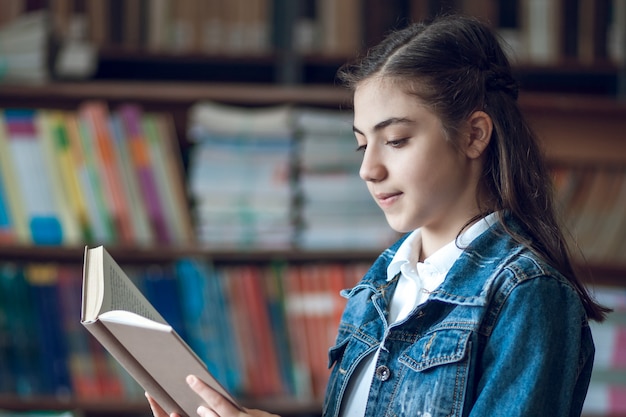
[0,1,625,416]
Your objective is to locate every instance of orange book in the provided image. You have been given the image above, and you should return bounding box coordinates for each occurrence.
[302,264,335,399]
[240,265,284,396]
[79,101,135,244]
[220,266,258,395]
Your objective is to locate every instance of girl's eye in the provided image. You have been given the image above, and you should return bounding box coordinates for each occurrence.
[385,138,409,148]
[355,144,366,152]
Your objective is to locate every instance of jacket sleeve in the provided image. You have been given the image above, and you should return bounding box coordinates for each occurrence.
[468,275,595,417]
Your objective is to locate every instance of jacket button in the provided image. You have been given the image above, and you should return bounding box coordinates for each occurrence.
[375,365,391,381]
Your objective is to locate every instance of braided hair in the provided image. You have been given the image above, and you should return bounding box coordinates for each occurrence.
[338,14,610,321]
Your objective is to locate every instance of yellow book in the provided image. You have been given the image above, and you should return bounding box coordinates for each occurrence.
[44,110,94,242]
[36,110,83,245]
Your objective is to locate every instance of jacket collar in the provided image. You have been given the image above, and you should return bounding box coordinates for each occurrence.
[361,214,531,307]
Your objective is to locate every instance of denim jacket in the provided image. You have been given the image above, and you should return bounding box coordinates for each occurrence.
[323,218,594,417]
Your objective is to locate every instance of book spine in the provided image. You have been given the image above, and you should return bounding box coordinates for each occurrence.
[36,110,83,245]
[0,164,15,243]
[175,258,242,394]
[49,111,94,242]
[0,112,30,243]
[144,113,194,245]
[64,112,114,243]
[117,104,171,244]
[1,263,45,396]
[3,109,63,245]
[108,113,155,246]
[25,264,73,396]
[79,102,136,244]
[56,265,102,399]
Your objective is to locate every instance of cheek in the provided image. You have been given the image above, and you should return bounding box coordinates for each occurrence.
[402,158,437,191]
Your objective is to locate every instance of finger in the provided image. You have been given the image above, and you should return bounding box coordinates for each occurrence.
[196,405,220,417]
[145,392,175,417]
[186,375,243,416]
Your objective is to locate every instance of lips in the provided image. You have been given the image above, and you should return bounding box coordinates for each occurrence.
[374,191,402,208]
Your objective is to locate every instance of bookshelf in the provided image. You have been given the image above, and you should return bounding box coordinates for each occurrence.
[0,83,625,417]
[1,0,626,416]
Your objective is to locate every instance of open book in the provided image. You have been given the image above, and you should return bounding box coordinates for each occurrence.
[81,246,241,416]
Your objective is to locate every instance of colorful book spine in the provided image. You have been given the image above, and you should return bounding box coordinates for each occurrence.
[108,113,155,246]
[3,109,63,245]
[0,166,14,243]
[64,112,114,243]
[79,101,135,244]
[175,258,241,394]
[142,112,194,245]
[35,111,82,245]
[117,104,171,244]
[44,111,94,242]
[0,112,28,243]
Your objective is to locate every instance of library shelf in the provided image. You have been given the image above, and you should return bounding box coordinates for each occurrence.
[0,245,622,288]
[0,245,380,265]
[0,82,352,108]
[0,395,323,417]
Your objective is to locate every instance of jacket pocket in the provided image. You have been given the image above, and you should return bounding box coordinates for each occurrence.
[399,328,471,371]
[390,329,472,417]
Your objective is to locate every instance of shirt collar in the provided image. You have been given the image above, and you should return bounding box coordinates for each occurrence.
[387,213,498,281]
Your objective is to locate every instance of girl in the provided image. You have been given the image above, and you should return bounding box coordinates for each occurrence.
[147,14,609,417]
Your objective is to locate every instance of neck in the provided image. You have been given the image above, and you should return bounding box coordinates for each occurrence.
[419,211,485,261]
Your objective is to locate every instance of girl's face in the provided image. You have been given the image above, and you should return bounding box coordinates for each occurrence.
[353,77,484,242]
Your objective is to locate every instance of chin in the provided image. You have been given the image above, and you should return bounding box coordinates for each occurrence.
[385,217,415,234]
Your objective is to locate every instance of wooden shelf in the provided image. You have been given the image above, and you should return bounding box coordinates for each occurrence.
[0,395,322,417]
[1,81,626,110]
[0,245,622,286]
[0,82,351,107]
[0,245,379,265]
[0,81,622,109]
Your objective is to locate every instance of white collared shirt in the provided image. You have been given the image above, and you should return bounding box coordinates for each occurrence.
[340,213,497,417]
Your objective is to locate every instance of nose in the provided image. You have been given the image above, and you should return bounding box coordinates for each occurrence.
[359,148,387,182]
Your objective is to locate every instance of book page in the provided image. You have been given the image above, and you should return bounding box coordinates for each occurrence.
[100,310,172,331]
[90,246,166,324]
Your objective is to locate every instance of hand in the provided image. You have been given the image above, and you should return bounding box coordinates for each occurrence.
[145,375,280,417]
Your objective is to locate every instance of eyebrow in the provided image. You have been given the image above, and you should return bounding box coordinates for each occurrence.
[352,117,415,135]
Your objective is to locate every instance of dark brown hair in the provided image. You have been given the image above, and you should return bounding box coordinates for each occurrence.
[338,14,610,321]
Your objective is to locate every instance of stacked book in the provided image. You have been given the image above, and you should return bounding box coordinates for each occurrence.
[188,101,296,249]
[295,108,395,250]
[0,10,49,84]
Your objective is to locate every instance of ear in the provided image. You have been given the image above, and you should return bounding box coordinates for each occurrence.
[464,111,493,159]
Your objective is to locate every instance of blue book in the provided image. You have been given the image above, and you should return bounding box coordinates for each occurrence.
[141,265,187,340]
[26,265,73,397]
[0,263,44,396]
[175,259,243,395]
[0,168,13,240]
